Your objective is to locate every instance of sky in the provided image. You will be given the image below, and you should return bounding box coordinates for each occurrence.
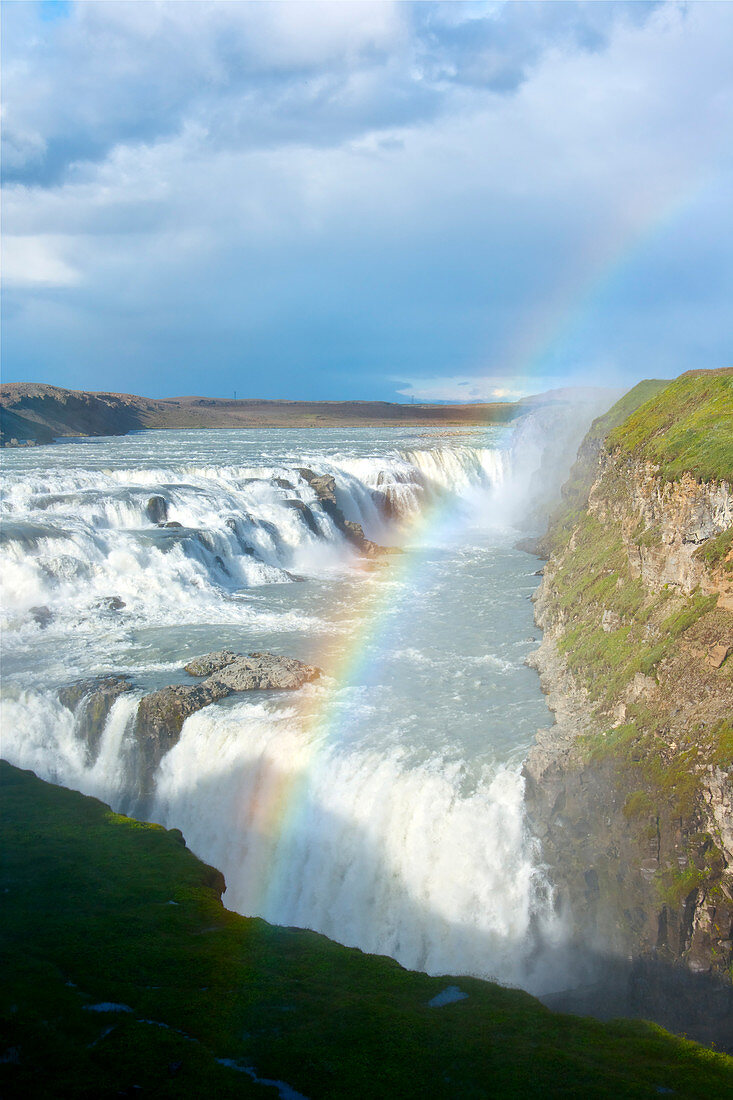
[1,0,732,402]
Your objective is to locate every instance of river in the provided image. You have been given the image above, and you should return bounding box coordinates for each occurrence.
[0,409,595,994]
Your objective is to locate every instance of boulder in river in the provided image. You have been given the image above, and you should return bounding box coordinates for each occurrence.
[343,520,401,559]
[146,495,168,523]
[132,651,322,791]
[94,595,126,611]
[205,651,320,692]
[183,650,238,677]
[30,605,53,628]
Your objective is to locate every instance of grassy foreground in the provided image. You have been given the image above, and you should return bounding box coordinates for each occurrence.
[2,763,732,1098]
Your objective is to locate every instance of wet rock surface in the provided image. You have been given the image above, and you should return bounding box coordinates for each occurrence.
[202,651,320,692]
[29,605,53,628]
[135,681,231,777]
[145,495,168,523]
[59,676,133,763]
[129,652,322,796]
[183,650,238,677]
[284,498,321,536]
[94,595,126,612]
[296,466,399,557]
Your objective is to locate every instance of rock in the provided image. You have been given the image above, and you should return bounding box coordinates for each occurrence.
[601,609,620,633]
[58,676,133,763]
[343,520,400,559]
[296,468,338,509]
[295,468,400,558]
[273,477,294,490]
[94,595,126,611]
[133,652,321,790]
[284,498,321,536]
[623,673,658,704]
[30,605,53,628]
[159,520,183,529]
[297,468,351,531]
[135,681,231,775]
[224,518,257,556]
[206,652,320,692]
[708,644,731,669]
[184,650,239,677]
[514,536,549,559]
[146,495,168,523]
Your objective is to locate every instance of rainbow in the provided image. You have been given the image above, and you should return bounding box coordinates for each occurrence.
[239,179,708,914]
[253,464,508,915]
[493,179,713,398]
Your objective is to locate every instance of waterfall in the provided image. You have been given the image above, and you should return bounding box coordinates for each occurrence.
[0,410,602,996]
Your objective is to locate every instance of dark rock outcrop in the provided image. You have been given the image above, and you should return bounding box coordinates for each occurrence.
[94,595,126,612]
[146,495,168,523]
[135,681,231,777]
[295,467,400,557]
[59,676,133,763]
[132,651,322,792]
[297,469,345,532]
[284,499,321,536]
[29,605,53,628]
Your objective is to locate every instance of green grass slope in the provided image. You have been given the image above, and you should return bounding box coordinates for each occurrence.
[2,762,732,1098]
[607,368,733,483]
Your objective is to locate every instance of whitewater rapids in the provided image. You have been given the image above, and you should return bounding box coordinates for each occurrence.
[0,413,596,993]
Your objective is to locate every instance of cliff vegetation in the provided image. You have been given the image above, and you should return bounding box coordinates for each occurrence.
[524,367,733,1039]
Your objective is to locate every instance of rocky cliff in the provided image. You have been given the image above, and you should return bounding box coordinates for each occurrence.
[523,368,733,1033]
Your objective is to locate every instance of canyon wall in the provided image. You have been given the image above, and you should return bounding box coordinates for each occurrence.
[524,369,733,1030]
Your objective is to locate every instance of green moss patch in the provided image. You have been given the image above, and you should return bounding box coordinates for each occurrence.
[2,762,732,1098]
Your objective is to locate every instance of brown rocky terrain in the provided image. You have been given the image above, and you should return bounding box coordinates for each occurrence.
[0,382,522,446]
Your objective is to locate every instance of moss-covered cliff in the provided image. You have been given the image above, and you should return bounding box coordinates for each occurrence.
[524,368,733,1036]
[3,761,733,1098]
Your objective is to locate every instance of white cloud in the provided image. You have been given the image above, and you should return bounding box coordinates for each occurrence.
[2,235,80,287]
[1,1,731,397]
[395,377,525,402]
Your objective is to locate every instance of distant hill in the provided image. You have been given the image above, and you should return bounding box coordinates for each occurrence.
[0,383,527,446]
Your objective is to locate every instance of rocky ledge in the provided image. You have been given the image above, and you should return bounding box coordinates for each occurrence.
[60,650,321,801]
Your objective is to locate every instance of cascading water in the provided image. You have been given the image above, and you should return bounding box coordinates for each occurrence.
[0,411,596,995]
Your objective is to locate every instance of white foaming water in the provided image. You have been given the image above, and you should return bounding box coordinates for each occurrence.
[0,412,595,994]
[152,697,561,988]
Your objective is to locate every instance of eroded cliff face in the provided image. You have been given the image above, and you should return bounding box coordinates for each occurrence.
[524,448,733,994]
[590,453,733,605]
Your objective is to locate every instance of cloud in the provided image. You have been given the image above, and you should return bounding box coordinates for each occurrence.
[2,235,80,287]
[1,1,731,399]
[395,377,526,402]
[1,0,660,186]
